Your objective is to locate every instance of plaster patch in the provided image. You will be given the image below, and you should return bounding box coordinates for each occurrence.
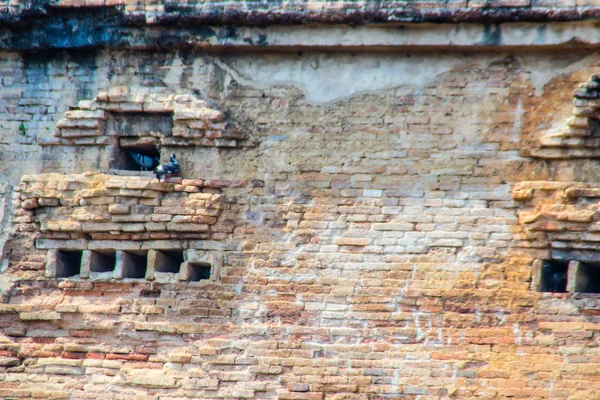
[215,52,596,105]
[519,52,598,97]
[214,53,498,105]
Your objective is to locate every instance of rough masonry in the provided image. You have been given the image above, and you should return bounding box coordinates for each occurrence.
[4,1,600,400]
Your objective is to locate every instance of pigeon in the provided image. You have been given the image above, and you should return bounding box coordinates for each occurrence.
[154,153,180,182]
[129,151,159,171]
[542,263,567,292]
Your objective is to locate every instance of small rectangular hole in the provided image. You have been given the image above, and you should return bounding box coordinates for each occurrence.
[122,251,147,279]
[90,250,116,273]
[140,289,161,298]
[155,250,184,274]
[188,263,211,282]
[541,260,569,293]
[57,250,83,278]
[589,118,600,137]
[575,262,600,293]
[116,146,160,172]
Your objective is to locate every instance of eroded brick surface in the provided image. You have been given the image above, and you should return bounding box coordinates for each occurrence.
[4,28,600,400]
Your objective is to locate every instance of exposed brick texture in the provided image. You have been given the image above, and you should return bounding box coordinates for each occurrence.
[3,18,600,400]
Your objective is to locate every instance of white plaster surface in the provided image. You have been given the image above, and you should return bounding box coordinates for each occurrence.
[217,51,595,104]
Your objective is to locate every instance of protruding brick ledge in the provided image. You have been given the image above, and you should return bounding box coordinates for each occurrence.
[40,87,246,149]
[17,172,247,241]
[513,181,600,260]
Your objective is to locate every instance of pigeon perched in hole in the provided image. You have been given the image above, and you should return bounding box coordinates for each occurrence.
[542,263,567,292]
[154,153,180,182]
[129,151,159,171]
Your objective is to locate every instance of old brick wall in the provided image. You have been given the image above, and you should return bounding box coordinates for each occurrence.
[3,35,600,400]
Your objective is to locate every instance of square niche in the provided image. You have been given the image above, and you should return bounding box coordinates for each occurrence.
[106,112,172,172]
[56,250,83,278]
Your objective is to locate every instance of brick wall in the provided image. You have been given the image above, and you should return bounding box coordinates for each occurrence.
[3,47,600,399]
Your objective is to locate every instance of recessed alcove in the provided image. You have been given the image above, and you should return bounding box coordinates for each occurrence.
[589,118,600,137]
[153,250,184,274]
[115,145,161,172]
[56,250,83,278]
[534,258,600,294]
[187,262,212,281]
[567,261,600,293]
[121,251,148,279]
[89,250,117,273]
[106,112,172,171]
[540,259,568,293]
[42,244,222,283]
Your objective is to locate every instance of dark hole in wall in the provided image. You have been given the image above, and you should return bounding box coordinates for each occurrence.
[122,251,147,279]
[106,112,173,171]
[576,262,600,293]
[541,260,569,293]
[90,250,116,273]
[589,119,600,137]
[57,250,82,278]
[188,262,211,282]
[140,289,161,298]
[155,250,184,274]
[114,145,160,171]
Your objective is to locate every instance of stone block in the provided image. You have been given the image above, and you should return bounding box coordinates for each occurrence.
[167,223,209,232]
[45,249,59,278]
[21,198,38,209]
[181,179,204,186]
[88,240,141,251]
[65,110,107,120]
[56,118,103,129]
[108,86,131,102]
[128,370,178,388]
[38,197,60,207]
[60,128,103,138]
[333,237,371,246]
[36,239,87,250]
[141,240,185,250]
[79,249,92,279]
[108,204,130,214]
[20,311,61,321]
[44,366,84,375]
[0,357,20,366]
[122,223,146,232]
[174,108,224,121]
[81,222,122,232]
[144,222,167,231]
[530,259,543,291]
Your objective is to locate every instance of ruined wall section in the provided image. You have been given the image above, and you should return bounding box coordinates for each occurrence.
[4,48,600,398]
[0,50,106,183]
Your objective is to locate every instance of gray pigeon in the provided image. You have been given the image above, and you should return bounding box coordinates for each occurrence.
[154,153,180,182]
[542,263,567,292]
[129,151,159,171]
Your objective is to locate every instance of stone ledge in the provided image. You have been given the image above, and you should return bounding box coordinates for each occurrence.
[513,181,600,254]
[8,2,600,26]
[17,172,245,241]
[42,88,246,148]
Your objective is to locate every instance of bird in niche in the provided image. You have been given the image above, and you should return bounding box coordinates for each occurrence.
[542,263,567,293]
[129,151,159,171]
[154,153,180,182]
